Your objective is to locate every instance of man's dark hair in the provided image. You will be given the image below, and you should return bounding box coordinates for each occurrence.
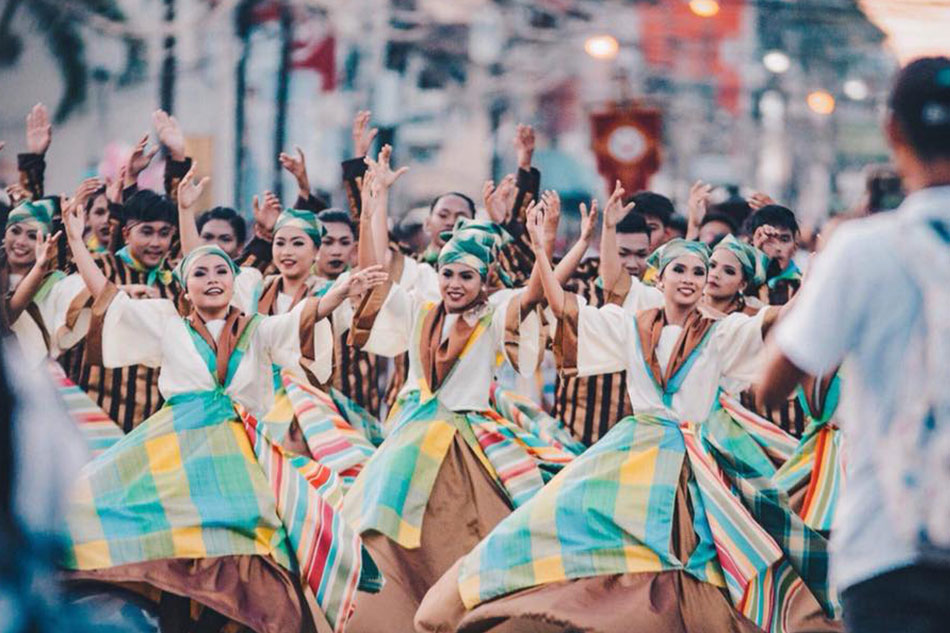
[709,196,751,230]
[889,56,950,161]
[700,211,739,235]
[121,190,176,226]
[429,192,476,217]
[629,191,674,227]
[616,209,651,237]
[668,212,688,237]
[744,204,799,236]
[317,208,356,237]
[196,206,247,245]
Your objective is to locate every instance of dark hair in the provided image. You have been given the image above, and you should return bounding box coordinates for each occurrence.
[709,197,751,230]
[889,56,950,161]
[744,204,799,236]
[121,190,176,226]
[317,208,356,237]
[429,192,476,217]
[629,191,674,227]
[668,212,688,236]
[616,209,650,237]
[83,186,108,213]
[700,211,739,235]
[196,206,247,245]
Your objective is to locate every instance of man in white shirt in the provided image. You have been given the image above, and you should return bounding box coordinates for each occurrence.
[759,56,950,633]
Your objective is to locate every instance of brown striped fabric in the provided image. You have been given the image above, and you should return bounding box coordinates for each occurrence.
[552,258,634,447]
[58,252,181,433]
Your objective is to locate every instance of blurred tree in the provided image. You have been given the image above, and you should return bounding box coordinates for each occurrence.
[0,0,145,123]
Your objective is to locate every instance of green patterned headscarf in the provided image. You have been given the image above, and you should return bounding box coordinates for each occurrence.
[174,244,239,285]
[274,208,326,246]
[438,234,495,279]
[5,199,55,237]
[647,238,711,276]
[713,234,769,287]
[438,218,512,285]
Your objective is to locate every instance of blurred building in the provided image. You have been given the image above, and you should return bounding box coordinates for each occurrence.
[0,0,905,231]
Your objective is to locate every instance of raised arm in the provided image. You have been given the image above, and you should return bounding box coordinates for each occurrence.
[19,103,52,200]
[357,169,380,270]
[554,198,597,285]
[686,180,712,241]
[599,181,634,292]
[364,144,408,269]
[7,231,60,322]
[525,202,566,316]
[176,162,210,256]
[122,132,159,199]
[152,109,192,204]
[313,265,388,321]
[63,179,109,297]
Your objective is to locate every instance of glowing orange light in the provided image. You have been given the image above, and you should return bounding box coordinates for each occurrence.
[807,90,836,115]
[689,0,720,18]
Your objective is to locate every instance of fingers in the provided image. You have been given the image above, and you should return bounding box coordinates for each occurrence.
[295,145,305,163]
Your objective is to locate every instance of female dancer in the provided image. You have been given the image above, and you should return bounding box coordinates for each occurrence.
[339,195,572,633]
[704,234,769,316]
[59,199,385,633]
[418,214,839,633]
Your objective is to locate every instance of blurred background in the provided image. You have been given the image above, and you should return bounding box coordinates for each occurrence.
[0,0,948,233]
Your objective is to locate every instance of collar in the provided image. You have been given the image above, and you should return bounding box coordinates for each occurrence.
[898,184,950,222]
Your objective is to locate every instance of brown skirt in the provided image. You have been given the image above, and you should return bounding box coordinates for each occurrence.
[416,461,842,633]
[345,435,513,633]
[66,555,330,633]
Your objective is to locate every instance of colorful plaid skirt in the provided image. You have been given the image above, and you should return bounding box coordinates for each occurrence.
[456,395,837,633]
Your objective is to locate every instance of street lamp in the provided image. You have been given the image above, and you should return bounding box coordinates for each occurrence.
[807,90,836,115]
[689,0,720,18]
[763,50,791,74]
[843,78,869,101]
[584,35,619,60]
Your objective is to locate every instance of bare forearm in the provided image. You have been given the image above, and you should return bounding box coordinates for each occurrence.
[67,234,108,297]
[372,191,389,267]
[599,225,621,290]
[535,246,565,316]
[358,213,377,269]
[7,264,46,322]
[178,207,202,255]
[554,238,589,285]
[757,345,806,407]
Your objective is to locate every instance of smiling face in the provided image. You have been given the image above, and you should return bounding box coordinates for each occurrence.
[706,248,746,301]
[315,221,355,279]
[657,254,707,311]
[439,262,484,312]
[123,221,175,268]
[200,219,239,258]
[185,253,235,316]
[273,225,318,281]
[87,193,112,244]
[3,223,40,272]
[425,195,474,249]
[616,231,651,280]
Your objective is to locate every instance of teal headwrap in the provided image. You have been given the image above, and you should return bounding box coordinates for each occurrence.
[174,244,239,285]
[438,218,512,286]
[5,199,55,237]
[274,208,326,246]
[647,238,711,275]
[713,234,769,287]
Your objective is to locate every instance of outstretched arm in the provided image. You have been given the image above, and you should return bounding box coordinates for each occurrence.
[314,265,388,320]
[63,179,109,297]
[176,162,210,256]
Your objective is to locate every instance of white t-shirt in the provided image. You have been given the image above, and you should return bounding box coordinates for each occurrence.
[774,184,950,591]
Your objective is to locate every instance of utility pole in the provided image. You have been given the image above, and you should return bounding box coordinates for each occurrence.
[273,0,293,199]
[159,0,176,113]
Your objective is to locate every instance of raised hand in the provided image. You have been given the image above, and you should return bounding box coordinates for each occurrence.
[579,199,599,242]
[345,265,388,301]
[365,144,408,189]
[278,145,310,196]
[687,180,712,226]
[252,191,282,237]
[752,224,782,252]
[177,162,210,212]
[26,103,52,155]
[63,195,87,244]
[125,133,159,187]
[352,110,379,157]
[525,200,545,252]
[603,180,634,229]
[34,231,61,267]
[748,191,775,211]
[152,109,186,161]
[483,174,516,224]
[106,164,127,204]
[118,283,160,299]
[513,123,535,170]
[6,183,30,205]
[540,189,561,246]
[360,168,379,217]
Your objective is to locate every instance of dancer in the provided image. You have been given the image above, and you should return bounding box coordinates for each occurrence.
[59,199,384,633]
[418,221,838,633]
[340,195,571,633]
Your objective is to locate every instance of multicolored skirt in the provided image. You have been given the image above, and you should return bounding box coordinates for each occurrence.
[773,419,844,534]
[439,396,838,633]
[63,388,380,633]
